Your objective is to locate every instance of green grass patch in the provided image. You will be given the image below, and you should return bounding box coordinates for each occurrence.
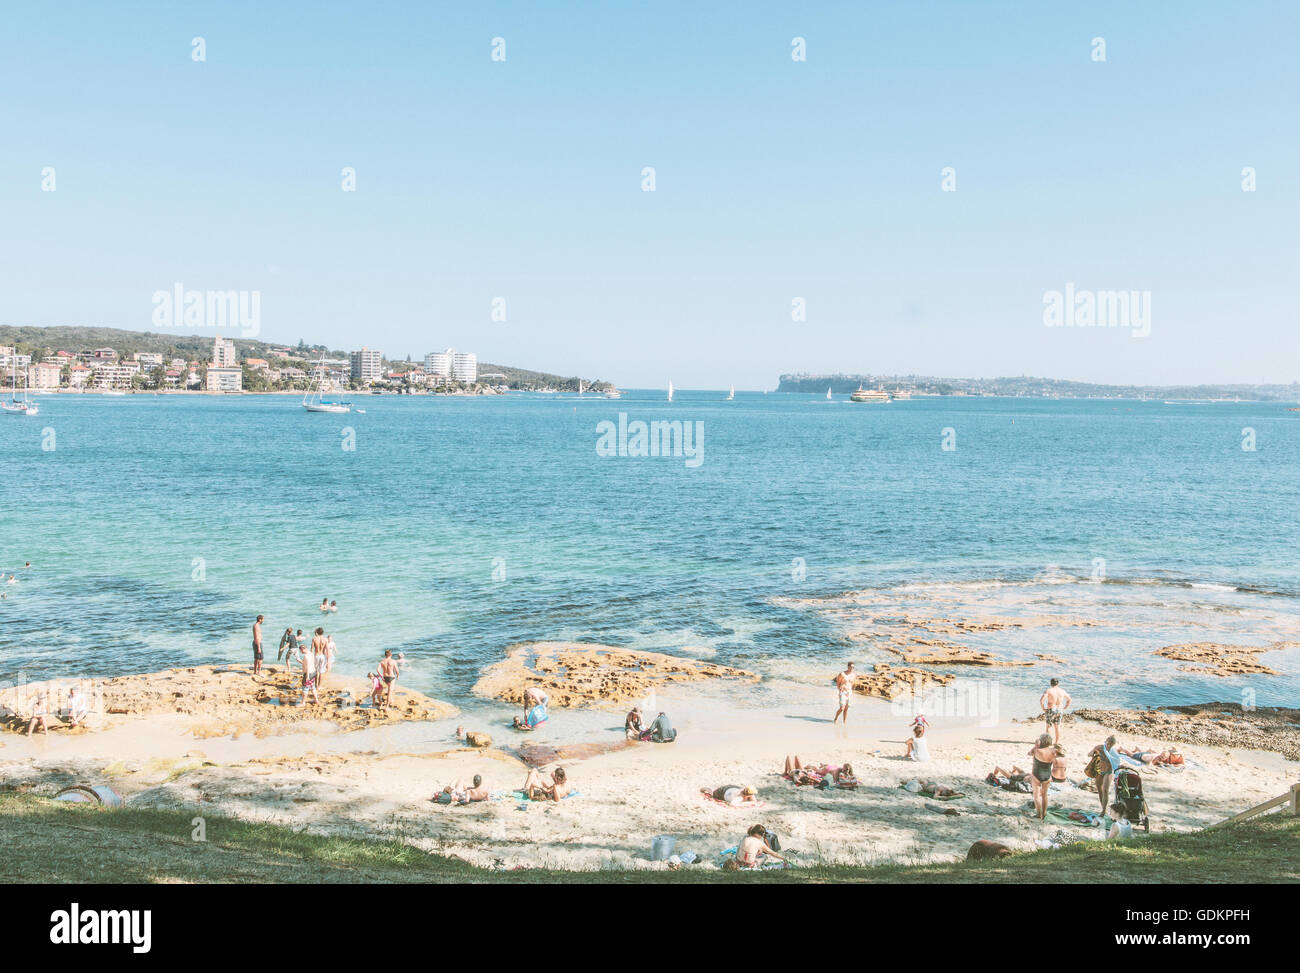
[0,791,1294,884]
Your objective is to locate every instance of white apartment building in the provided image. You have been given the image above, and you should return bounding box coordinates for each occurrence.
[452,351,477,383]
[91,363,136,390]
[212,336,238,368]
[135,352,164,368]
[424,348,477,383]
[206,366,243,392]
[350,347,384,384]
[424,350,452,377]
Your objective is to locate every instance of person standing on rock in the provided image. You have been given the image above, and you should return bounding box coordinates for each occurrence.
[378,650,400,708]
[1040,678,1072,744]
[252,615,264,675]
[833,662,855,725]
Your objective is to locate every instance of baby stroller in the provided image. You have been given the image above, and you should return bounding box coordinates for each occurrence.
[1113,767,1149,833]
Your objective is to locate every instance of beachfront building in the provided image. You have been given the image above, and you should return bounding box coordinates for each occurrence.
[212,336,237,368]
[424,350,452,377]
[134,352,164,368]
[68,365,91,387]
[350,347,384,384]
[452,351,477,383]
[27,362,62,389]
[424,348,477,383]
[90,362,136,390]
[205,366,243,392]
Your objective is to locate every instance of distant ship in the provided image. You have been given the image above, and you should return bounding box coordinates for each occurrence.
[604,388,621,399]
[667,380,673,403]
[826,387,832,400]
[891,389,912,401]
[726,384,734,401]
[850,385,890,403]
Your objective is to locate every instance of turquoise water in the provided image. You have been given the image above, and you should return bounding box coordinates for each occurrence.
[2,392,1298,708]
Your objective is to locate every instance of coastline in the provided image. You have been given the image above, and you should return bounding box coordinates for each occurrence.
[2,664,1294,873]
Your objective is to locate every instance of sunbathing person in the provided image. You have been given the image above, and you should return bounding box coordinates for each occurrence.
[707,784,759,806]
[734,824,789,869]
[909,779,960,798]
[782,756,856,786]
[523,766,569,801]
[437,774,491,805]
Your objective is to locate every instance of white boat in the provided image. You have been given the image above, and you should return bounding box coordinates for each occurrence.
[303,360,352,413]
[891,389,912,401]
[604,389,621,399]
[3,357,38,415]
[826,387,832,400]
[726,384,734,401]
[850,385,890,403]
[667,380,673,403]
[102,390,126,397]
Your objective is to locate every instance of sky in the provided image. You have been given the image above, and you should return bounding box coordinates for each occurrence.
[0,1,1296,389]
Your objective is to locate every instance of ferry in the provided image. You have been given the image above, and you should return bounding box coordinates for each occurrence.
[891,389,912,401]
[850,385,890,403]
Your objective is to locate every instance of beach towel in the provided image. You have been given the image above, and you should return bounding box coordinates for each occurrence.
[1042,806,1101,828]
[510,789,581,802]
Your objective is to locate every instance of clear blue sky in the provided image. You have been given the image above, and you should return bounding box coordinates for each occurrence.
[1,1,1295,388]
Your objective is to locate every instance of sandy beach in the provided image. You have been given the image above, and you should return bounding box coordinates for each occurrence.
[2,656,1294,873]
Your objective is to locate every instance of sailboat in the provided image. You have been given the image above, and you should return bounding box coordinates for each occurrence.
[726,384,734,401]
[826,387,832,400]
[2,357,38,416]
[302,361,352,413]
[667,380,674,403]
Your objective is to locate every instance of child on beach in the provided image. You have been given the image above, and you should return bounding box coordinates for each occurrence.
[904,723,930,761]
[368,672,384,706]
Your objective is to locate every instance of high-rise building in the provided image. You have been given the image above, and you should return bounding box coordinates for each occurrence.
[424,349,452,377]
[212,336,237,368]
[205,367,243,392]
[350,347,384,384]
[452,351,477,384]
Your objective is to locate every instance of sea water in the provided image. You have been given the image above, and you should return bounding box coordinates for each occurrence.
[2,391,1297,710]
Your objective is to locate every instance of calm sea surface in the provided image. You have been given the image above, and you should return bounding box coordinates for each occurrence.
[3,392,1298,709]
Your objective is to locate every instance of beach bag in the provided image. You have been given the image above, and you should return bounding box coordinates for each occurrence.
[1083,750,1106,780]
[765,829,781,852]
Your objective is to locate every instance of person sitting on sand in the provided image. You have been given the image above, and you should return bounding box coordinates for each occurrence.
[27,693,49,737]
[523,766,569,801]
[1027,733,1057,821]
[1051,744,1068,783]
[465,774,489,802]
[708,784,759,806]
[1106,802,1133,840]
[514,686,548,730]
[625,706,646,740]
[735,824,788,869]
[66,688,88,727]
[904,723,930,761]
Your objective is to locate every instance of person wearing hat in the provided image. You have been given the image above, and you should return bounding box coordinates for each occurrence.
[711,784,758,806]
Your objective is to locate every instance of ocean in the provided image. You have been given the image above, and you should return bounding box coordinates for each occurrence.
[3,391,1298,710]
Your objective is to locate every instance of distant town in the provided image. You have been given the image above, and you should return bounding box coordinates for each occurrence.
[779,373,1300,402]
[0,326,613,395]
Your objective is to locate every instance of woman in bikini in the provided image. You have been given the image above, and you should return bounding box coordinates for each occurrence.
[523,766,569,801]
[1027,733,1057,821]
[735,824,788,869]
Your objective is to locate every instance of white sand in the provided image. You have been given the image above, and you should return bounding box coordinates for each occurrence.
[2,676,1294,872]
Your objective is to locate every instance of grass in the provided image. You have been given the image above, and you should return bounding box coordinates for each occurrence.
[0,790,1295,883]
